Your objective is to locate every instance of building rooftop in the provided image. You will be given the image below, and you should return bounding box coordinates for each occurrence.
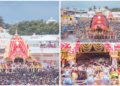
[29,47,59,53]
[0,29,59,49]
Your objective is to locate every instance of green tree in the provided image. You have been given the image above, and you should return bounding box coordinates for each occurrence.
[4,23,11,29]
[9,20,59,35]
[0,16,5,28]
[110,8,120,12]
[89,7,92,11]
[93,5,96,10]
[105,6,108,9]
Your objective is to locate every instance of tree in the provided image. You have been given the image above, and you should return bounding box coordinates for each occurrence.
[110,8,120,12]
[93,5,96,10]
[0,16,5,28]
[9,20,59,35]
[4,23,11,29]
[89,7,92,11]
[105,6,108,9]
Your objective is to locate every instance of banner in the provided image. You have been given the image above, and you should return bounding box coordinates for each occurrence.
[61,16,72,18]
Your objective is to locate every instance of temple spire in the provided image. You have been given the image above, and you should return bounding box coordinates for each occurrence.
[99,7,100,12]
[14,27,18,37]
[97,7,102,14]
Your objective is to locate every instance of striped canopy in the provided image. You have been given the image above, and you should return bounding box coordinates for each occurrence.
[4,37,30,59]
[91,14,108,29]
[107,12,114,19]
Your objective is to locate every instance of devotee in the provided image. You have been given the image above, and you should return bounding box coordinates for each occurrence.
[0,62,59,85]
[71,65,78,82]
[62,19,120,42]
[101,68,110,85]
[63,64,73,85]
[77,64,87,81]
[61,56,120,85]
[85,71,96,85]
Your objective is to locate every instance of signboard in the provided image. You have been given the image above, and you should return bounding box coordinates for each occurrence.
[61,16,72,18]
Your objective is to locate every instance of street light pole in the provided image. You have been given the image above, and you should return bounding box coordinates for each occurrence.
[66,7,70,28]
[73,8,77,31]
[88,14,89,22]
[74,8,77,25]
[80,9,81,25]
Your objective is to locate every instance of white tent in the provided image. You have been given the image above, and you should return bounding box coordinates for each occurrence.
[37,35,57,41]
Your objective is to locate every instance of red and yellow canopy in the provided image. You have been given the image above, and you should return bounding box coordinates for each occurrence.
[4,37,30,59]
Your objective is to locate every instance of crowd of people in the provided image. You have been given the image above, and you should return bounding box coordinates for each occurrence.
[61,58,119,85]
[61,19,120,42]
[0,62,59,85]
[40,43,58,48]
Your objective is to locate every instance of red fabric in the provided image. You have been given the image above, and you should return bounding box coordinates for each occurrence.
[107,12,114,18]
[15,81,18,83]
[87,61,90,64]
[4,64,6,69]
[8,37,29,58]
[119,69,120,73]
[91,14,108,29]
[61,43,83,54]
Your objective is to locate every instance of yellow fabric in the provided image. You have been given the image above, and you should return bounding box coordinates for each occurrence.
[0,65,2,68]
[61,16,72,18]
[110,71,118,79]
[97,66,100,70]
[40,65,43,68]
[6,65,8,69]
[67,55,74,60]
[119,75,120,85]
[71,72,78,81]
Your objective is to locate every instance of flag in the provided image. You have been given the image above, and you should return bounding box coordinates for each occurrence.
[33,74,35,77]
[21,72,23,76]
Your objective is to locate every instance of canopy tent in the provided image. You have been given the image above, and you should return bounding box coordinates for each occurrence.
[37,35,57,41]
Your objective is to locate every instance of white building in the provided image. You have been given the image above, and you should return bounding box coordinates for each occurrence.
[46,17,57,24]
[0,29,59,66]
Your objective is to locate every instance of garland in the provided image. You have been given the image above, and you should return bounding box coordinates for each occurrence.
[82,44,92,52]
[93,44,104,51]
[61,52,63,59]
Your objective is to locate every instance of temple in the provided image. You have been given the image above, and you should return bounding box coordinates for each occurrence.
[0,28,59,66]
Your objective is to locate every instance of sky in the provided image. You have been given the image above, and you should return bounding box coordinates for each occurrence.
[61,1,120,11]
[0,1,59,24]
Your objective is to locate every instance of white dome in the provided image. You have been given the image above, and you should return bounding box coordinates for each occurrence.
[46,17,57,24]
[31,33,38,38]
